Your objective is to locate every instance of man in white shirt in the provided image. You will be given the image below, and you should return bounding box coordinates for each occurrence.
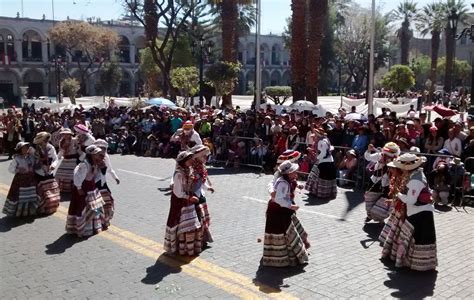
[443,128,462,157]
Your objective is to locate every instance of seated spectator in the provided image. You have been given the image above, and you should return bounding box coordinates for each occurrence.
[351,126,369,154]
[430,163,451,205]
[338,149,357,186]
[443,128,462,157]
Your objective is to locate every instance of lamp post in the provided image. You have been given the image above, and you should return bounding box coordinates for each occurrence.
[455,23,474,113]
[191,37,214,107]
[448,8,459,93]
[47,55,65,103]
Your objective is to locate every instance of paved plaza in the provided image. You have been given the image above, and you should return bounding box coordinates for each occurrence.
[1,154,473,299]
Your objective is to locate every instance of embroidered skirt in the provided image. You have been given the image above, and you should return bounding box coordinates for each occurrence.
[262,201,309,267]
[364,192,391,222]
[36,174,60,215]
[164,193,202,256]
[66,180,106,237]
[196,195,213,244]
[381,211,437,271]
[3,173,38,217]
[97,182,114,226]
[305,162,337,199]
[56,155,78,193]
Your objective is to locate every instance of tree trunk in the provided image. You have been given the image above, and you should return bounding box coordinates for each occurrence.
[221,0,238,108]
[400,21,410,65]
[305,0,328,104]
[429,30,440,105]
[444,27,455,92]
[290,0,307,101]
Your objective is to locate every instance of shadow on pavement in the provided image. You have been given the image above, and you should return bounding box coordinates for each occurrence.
[45,233,89,254]
[360,223,384,249]
[302,194,332,206]
[0,216,35,232]
[252,263,306,294]
[384,269,438,298]
[141,253,196,285]
[207,167,263,177]
[340,190,364,220]
[59,193,72,202]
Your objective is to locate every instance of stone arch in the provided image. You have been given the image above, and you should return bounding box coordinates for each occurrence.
[134,35,146,63]
[22,29,44,61]
[0,28,17,62]
[119,69,133,97]
[22,68,45,98]
[0,69,21,104]
[262,70,270,89]
[260,43,270,66]
[270,70,281,86]
[282,70,291,86]
[118,35,131,63]
[246,42,255,65]
[271,44,282,65]
[246,71,255,92]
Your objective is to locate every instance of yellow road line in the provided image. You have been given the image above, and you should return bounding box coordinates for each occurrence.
[0,183,297,299]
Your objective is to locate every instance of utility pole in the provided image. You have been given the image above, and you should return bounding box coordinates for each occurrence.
[255,0,262,110]
[367,0,376,115]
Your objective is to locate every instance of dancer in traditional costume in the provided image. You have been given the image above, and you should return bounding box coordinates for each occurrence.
[74,123,96,162]
[269,150,302,199]
[381,153,437,271]
[93,139,120,226]
[363,142,400,222]
[164,151,203,256]
[262,161,310,267]
[32,132,60,215]
[3,142,38,217]
[56,128,79,193]
[305,128,337,199]
[66,145,107,237]
[189,145,214,245]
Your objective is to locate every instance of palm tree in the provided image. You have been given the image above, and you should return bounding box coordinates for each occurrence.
[211,0,253,107]
[306,0,329,103]
[290,0,307,101]
[443,0,469,92]
[392,1,417,65]
[416,2,446,104]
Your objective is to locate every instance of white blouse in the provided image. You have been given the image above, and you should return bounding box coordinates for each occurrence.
[272,177,293,209]
[398,178,434,217]
[172,168,190,199]
[8,154,35,174]
[32,144,59,176]
[73,160,97,189]
[95,153,120,186]
[316,138,334,163]
[364,151,390,187]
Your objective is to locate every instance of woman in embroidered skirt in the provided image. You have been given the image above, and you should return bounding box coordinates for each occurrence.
[363,142,400,223]
[32,132,60,215]
[263,161,310,267]
[164,151,203,256]
[56,128,79,193]
[3,142,38,217]
[93,139,120,227]
[381,153,437,271]
[74,123,96,162]
[66,145,107,237]
[189,145,214,246]
[305,128,337,199]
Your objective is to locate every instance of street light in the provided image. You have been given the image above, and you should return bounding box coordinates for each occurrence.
[46,54,65,103]
[191,37,214,107]
[448,8,459,92]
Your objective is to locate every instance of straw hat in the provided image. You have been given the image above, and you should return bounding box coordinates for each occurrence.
[93,139,109,149]
[388,153,425,171]
[176,151,193,163]
[278,160,299,175]
[85,145,102,155]
[347,149,357,157]
[59,128,73,135]
[15,141,30,151]
[33,132,51,144]
[74,123,90,135]
[382,142,401,157]
[213,119,223,127]
[182,120,193,130]
[313,127,327,136]
[189,144,210,158]
[277,150,302,164]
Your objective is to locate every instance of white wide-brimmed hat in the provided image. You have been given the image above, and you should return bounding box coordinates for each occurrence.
[33,131,51,144]
[176,150,193,163]
[387,153,425,171]
[93,139,109,149]
[382,142,401,157]
[85,145,102,155]
[59,128,73,135]
[15,141,30,151]
[189,144,210,158]
[277,150,301,164]
[278,160,299,175]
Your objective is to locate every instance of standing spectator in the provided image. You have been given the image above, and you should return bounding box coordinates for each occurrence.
[21,113,36,143]
[443,128,462,157]
[170,111,183,134]
[258,115,273,143]
[351,126,369,154]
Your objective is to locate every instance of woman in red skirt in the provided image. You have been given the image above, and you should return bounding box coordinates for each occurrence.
[263,160,310,267]
[3,142,38,217]
[164,151,203,256]
[66,145,107,237]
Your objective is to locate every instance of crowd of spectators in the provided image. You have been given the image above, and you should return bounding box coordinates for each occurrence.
[1,99,473,204]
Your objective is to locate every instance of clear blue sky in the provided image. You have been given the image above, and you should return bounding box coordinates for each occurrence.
[0,0,471,35]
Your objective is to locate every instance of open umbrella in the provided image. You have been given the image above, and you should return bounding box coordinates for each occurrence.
[145,97,176,107]
[433,105,457,118]
[290,100,316,111]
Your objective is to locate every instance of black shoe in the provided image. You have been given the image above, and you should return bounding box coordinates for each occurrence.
[364,217,372,223]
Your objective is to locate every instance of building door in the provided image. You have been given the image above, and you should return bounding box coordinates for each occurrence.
[0,83,14,104]
[27,82,43,98]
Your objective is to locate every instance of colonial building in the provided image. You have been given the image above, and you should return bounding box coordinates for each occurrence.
[0,15,290,105]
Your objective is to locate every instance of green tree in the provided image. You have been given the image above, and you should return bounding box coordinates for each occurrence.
[390,1,417,65]
[48,21,119,95]
[382,64,415,93]
[98,56,122,98]
[61,78,81,104]
[171,67,200,106]
[205,61,241,108]
[410,55,432,89]
[264,86,292,105]
[416,2,446,103]
[437,57,472,87]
